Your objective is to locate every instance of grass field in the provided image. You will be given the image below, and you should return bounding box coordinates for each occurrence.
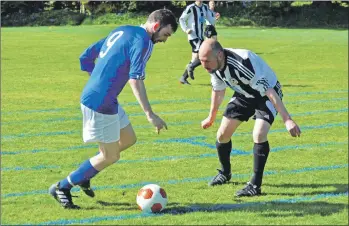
[1,25,348,225]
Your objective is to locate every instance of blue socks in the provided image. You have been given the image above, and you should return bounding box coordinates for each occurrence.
[59,159,99,190]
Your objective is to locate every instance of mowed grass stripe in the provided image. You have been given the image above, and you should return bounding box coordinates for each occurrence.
[1,141,347,172]
[2,163,347,199]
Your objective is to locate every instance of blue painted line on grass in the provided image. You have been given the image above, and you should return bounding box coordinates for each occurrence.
[286,90,348,96]
[30,191,348,225]
[267,122,348,134]
[2,118,348,141]
[1,100,347,126]
[2,164,348,199]
[229,122,348,136]
[2,131,78,140]
[289,108,347,117]
[2,90,348,115]
[284,97,347,104]
[154,139,347,154]
[1,121,348,153]
[36,212,161,225]
[0,144,99,155]
[3,141,346,172]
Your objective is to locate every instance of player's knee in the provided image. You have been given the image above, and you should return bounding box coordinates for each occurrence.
[121,134,137,150]
[253,130,268,143]
[126,136,137,149]
[100,151,120,165]
[216,131,231,143]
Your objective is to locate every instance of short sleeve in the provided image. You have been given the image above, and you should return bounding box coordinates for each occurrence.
[211,74,227,91]
[129,39,153,80]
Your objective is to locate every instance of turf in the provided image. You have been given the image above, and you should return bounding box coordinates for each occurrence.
[1,25,348,225]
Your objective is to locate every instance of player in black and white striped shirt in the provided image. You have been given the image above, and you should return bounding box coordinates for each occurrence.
[198,39,301,197]
[179,0,215,85]
[205,0,220,40]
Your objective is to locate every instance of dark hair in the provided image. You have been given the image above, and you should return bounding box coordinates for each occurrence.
[147,9,178,33]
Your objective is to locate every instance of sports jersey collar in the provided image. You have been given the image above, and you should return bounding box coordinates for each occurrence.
[194,3,203,8]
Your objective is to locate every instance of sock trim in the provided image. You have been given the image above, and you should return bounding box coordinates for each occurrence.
[67,175,76,186]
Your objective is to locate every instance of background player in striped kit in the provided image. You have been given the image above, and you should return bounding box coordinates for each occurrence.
[179,0,215,85]
[49,9,178,209]
[204,0,220,40]
[198,39,301,197]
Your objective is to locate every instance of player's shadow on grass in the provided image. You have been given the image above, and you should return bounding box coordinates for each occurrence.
[255,52,276,55]
[97,200,180,206]
[264,183,348,196]
[162,201,347,217]
[92,200,181,211]
[196,83,212,87]
[89,200,138,211]
[97,200,134,207]
[282,84,313,88]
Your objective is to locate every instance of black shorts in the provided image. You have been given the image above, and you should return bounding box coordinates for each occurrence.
[189,38,203,53]
[223,92,279,125]
[204,25,218,38]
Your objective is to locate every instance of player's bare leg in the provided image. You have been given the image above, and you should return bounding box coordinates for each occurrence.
[209,117,242,186]
[79,123,136,197]
[236,119,271,197]
[49,137,123,208]
[118,123,137,152]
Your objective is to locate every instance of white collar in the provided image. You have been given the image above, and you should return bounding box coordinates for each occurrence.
[140,24,146,30]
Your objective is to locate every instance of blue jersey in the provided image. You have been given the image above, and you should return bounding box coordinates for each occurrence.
[79,25,154,114]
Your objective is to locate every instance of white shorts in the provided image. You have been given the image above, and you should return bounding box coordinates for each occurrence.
[81,104,130,143]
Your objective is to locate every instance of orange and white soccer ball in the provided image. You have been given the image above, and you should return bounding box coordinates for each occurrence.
[136,184,167,213]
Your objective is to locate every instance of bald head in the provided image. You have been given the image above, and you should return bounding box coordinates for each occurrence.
[199,39,223,59]
[198,39,225,73]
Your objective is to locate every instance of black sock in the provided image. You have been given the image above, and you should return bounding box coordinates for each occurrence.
[191,58,201,69]
[181,61,191,80]
[251,141,270,187]
[216,140,232,175]
[181,70,189,80]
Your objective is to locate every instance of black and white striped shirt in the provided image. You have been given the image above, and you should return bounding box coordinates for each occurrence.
[206,9,216,25]
[211,48,283,99]
[179,3,215,40]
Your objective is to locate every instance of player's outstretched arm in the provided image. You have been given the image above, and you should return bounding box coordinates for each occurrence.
[265,88,301,137]
[129,79,167,134]
[206,9,216,26]
[202,88,225,129]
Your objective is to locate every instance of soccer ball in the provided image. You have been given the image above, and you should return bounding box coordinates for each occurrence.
[136,184,167,213]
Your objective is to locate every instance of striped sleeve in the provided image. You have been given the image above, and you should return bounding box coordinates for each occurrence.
[129,39,153,80]
[179,5,192,32]
[205,6,216,25]
[247,51,277,96]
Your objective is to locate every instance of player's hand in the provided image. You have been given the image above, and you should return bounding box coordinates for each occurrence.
[186,29,193,34]
[201,116,215,129]
[215,12,221,20]
[285,118,301,137]
[147,112,168,134]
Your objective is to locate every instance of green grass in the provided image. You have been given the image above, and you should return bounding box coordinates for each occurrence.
[1,25,348,225]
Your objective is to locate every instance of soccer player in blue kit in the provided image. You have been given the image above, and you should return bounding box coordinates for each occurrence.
[49,9,178,209]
